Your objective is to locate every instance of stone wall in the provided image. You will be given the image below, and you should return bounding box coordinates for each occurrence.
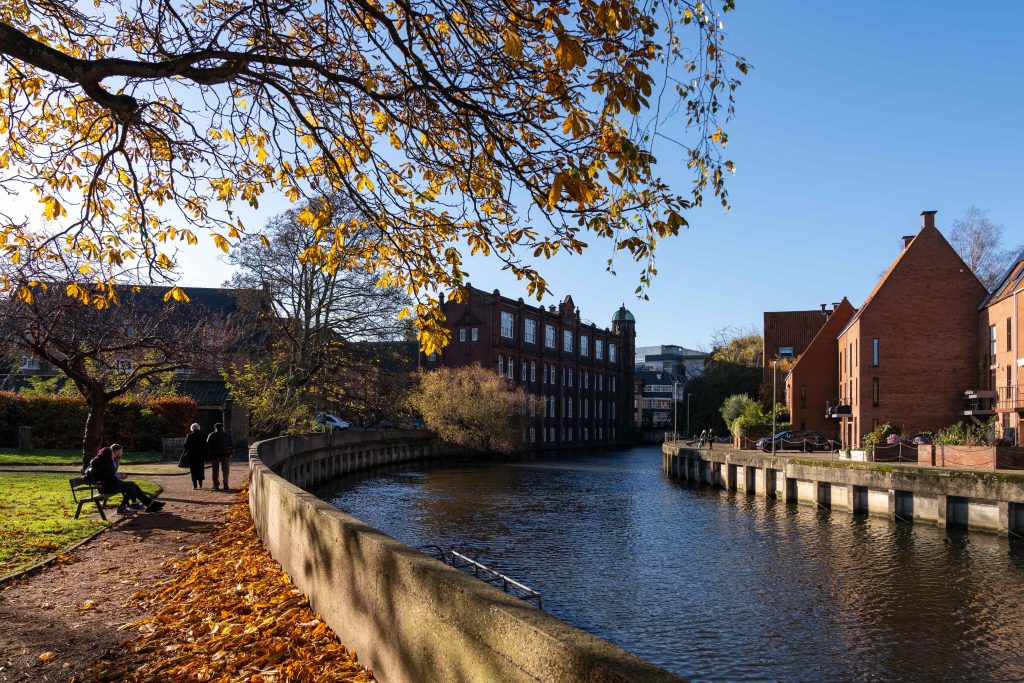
[663,444,1024,536]
[249,432,678,683]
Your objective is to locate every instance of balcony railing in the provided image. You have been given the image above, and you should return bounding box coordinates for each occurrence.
[994,385,1024,412]
[825,400,851,419]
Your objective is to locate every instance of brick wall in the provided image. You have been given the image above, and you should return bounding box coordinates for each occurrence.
[839,223,986,446]
[786,298,855,439]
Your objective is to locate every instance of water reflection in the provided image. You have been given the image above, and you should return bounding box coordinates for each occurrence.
[317,445,1024,682]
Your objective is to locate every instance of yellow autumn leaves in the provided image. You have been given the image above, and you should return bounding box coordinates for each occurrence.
[0,0,743,356]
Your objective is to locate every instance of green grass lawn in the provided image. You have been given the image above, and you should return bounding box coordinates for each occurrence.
[0,448,166,467]
[0,473,160,576]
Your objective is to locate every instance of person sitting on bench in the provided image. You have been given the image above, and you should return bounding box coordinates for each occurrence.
[86,444,164,514]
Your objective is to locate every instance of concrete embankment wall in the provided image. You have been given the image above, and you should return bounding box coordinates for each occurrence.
[250,432,679,683]
[663,445,1024,536]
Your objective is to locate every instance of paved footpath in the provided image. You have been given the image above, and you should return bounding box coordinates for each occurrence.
[0,462,239,682]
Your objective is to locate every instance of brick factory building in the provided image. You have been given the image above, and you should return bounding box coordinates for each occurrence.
[424,287,636,448]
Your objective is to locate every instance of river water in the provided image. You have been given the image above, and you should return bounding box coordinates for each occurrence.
[318,445,1024,682]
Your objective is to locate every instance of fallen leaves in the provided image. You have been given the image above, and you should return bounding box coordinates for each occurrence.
[95,488,374,682]
[38,651,56,663]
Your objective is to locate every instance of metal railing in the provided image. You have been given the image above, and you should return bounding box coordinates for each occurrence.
[419,545,542,609]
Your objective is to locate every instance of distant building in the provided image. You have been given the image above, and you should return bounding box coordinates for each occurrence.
[424,286,636,448]
[762,308,831,386]
[635,344,707,381]
[633,369,683,430]
[832,212,985,447]
[785,299,856,438]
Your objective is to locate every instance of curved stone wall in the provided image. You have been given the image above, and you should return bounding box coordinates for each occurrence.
[249,432,678,683]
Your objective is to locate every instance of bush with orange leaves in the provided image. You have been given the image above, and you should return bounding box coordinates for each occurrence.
[92,490,374,682]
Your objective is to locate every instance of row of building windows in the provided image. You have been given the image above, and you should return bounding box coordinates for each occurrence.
[533,396,617,419]
[495,356,617,392]
[498,311,617,361]
[527,426,618,444]
[840,338,881,375]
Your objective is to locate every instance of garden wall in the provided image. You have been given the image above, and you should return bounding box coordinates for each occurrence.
[249,432,678,683]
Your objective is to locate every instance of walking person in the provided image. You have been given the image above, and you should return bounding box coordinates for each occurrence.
[86,444,164,514]
[206,422,233,491]
[699,429,708,448]
[708,427,716,450]
[183,423,207,490]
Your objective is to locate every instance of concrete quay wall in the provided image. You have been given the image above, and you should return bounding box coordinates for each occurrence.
[250,432,679,683]
[663,445,1024,536]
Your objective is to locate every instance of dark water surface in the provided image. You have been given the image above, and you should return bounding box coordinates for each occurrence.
[317,445,1024,682]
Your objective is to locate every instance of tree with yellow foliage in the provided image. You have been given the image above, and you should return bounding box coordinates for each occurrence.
[0,0,746,352]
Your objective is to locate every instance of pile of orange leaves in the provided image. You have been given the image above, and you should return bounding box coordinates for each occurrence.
[91,489,374,682]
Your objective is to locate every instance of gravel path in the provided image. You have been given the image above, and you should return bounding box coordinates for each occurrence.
[0,463,238,682]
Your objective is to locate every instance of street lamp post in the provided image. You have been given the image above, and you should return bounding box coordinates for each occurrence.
[686,392,691,440]
[673,381,679,444]
[771,360,778,456]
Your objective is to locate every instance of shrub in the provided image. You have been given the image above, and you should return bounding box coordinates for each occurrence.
[720,394,755,429]
[861,422,899,453]
[933,417,995,446]
[731,401,790,438]
[0,391,197,450]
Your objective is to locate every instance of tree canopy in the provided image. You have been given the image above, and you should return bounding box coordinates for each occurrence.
[0,0,745,351]
[948,206,1022,292]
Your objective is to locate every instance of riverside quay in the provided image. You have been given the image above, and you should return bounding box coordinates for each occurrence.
[663,443,1024,536]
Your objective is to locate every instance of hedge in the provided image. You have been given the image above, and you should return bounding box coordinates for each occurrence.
[0,392,197,451]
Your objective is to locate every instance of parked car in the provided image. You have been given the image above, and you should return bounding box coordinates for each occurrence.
[315,413,350,432]
[756,430,831,453]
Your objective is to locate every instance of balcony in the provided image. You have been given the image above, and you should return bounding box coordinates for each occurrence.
[961,389,996,416]
[994,385,1024,413]
[825,400,851,419]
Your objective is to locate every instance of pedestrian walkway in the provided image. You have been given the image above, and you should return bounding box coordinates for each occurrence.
[0,463,235,681]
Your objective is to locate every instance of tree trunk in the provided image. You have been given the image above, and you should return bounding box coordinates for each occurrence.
[82,395,107,470]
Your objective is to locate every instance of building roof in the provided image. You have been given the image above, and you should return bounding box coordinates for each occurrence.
[612,305,635,323]
[635,369,683,385]
[837,222,980,336]
[763,310,827,351]
[175,379,230,407]
[786,298,856,377]
[980,247,1024,309]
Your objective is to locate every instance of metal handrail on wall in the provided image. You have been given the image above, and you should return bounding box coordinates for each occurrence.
[419,545,543,609]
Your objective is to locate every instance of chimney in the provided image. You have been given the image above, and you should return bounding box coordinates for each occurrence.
[921,210,937,229]
[901,235,915,250]
[832,302,841,310]
[820,303,827,315]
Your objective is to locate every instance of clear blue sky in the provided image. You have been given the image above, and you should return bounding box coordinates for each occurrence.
[176,1,1024,349]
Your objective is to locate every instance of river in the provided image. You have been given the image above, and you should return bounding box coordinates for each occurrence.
[317,444,1024,682]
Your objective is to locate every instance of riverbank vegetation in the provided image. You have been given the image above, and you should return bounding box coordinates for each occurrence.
[408,364,541,453]
[0,473,159,576]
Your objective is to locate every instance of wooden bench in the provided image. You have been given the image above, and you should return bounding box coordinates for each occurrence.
[161,436,186,460]
[70,476,120,522]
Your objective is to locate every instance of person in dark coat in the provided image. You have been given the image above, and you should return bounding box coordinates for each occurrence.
[86,444,163,514]
[206,422,233,490]
[183,423,207,489]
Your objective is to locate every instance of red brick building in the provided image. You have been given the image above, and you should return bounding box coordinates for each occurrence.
[832,212,986,447]
[762,308,831,386]
[971,251,1024,444]
[424,287,636,448]
[785,298,856,438]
